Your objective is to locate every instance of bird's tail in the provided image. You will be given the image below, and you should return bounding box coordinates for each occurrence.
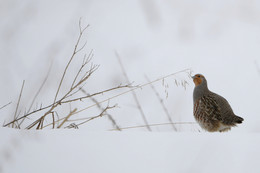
[234,115,244,124]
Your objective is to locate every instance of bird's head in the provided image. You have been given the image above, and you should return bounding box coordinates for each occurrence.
[192,74,206,87]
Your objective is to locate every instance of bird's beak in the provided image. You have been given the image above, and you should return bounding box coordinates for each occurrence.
[191,75,196,79]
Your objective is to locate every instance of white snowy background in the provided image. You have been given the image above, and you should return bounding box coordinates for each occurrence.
[1,0,260,173]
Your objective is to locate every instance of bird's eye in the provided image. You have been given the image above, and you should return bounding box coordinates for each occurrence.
[197,75,201,78]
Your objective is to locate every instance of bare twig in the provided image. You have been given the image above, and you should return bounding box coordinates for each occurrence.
[0,102,12,111]
[3,83,131,127]
[71,50,93,89]
[26,62,94,129]
[145,75,177,131]
[62,83,131,104]
[47,112,120,124]
[28,61,53,112]
[115,51,151,131]
[51,112,55,129]
[12,80,25,128]
[65,104,116,128]
[67,64,99,96]
[80,88,121,131]
[57,108,77,128]
[109,122,197,131]
[53,19,89,104]
[22,21,92,129]
[17,62,53,127]
[62,116,101,122]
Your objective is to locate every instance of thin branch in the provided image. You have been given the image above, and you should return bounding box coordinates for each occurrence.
[26,117,41,130]
[76,20,89,54]
[22,23,92,129]
[63,117,98,122]
[3,83,131,127]
[65,104,116,128]
[51,112,55,129]
[115,51,151,131]
[57,108,77,128]
[45,113,119,125]
[109,122,197,131]
[80,88,121,131]
[53,20,89,104]
[17,63,53,127]
[28,61,53,112]
[4,104,50,127]
[66,83,87,99]
[0,102,12,111]
[71,50,93,89]
[62,83,132,104]
[12,80,25,128]
[69,64,99,92]
[145,75,177,131]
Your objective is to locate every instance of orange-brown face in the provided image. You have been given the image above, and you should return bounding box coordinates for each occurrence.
[192,74,205,86]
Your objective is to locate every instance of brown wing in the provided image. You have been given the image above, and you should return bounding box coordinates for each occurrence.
[209,92,241,125]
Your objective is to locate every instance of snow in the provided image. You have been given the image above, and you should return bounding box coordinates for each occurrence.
[1,128,260,173]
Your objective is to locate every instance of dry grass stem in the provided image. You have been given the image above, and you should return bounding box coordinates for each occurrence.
[57,108,77,128]
[115,51,152,131]
[71,50,93,89]
[51,112,55,129]
[53,20,89,104]
[12,80,25,128]
[145,75,177,131]
[61,83,129,104]
[28,62,52,112]
[80,88,121,131]
[0,102,12,111]
[17,63,53,127]
[109,122,197,131]
[65,104,116,128]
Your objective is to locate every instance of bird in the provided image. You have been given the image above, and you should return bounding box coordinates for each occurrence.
[192,74,243,132]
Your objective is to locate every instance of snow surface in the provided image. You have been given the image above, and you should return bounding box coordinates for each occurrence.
[1,128,260,173]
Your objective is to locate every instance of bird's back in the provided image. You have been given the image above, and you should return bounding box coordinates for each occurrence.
[207,91,243,125]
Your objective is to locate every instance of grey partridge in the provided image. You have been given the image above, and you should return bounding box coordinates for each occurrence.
[192,74,243,132]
